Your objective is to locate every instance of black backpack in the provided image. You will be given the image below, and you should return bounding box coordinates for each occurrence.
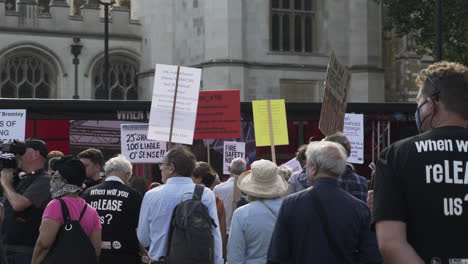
[43,198,98,264]
[164,184,217,264]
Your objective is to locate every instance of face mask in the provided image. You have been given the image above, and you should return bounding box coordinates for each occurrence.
[414,99,431,134]
[50,177,81,199]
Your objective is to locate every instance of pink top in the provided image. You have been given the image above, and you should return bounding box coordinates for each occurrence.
[43,197,102,237]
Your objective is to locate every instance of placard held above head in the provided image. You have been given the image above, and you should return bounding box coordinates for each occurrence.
[194,90,241,140]
[147,64,202,145]
[121,124,166,163]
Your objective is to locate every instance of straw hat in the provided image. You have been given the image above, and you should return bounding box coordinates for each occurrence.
[238,159,289,199]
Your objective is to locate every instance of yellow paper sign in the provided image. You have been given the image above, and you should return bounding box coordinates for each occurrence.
[252,99,289,147]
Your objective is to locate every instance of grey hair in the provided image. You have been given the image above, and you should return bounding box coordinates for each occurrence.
[104,154,133,179]
[306,141,347,177]
[277,165,293,181]
[230,158,246,175]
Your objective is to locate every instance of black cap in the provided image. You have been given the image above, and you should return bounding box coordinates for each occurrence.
[24,138,48,158]
[54,156,86,187]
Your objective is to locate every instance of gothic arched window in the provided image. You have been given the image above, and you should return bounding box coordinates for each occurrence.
[93,55,139,100]
[271,0,315,53]
[0,54,56,98]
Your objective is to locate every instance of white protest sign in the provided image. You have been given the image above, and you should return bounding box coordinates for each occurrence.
[343,113,364,164]
[223,141,245,175]
[282,158,302,173]
[148,64,202,145]
[0,109,26,144]
[121,124,167,163]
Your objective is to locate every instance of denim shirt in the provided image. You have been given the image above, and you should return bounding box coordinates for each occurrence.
[227,198,283,264]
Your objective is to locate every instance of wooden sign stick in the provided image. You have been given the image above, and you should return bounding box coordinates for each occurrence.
[168,66,180,150]
[267,100,276,163]
[207,139,211,165]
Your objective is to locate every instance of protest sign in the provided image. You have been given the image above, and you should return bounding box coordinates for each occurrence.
[148,64,202,145]
[343,113,364,164]
[252,100,288,146]
[223,141,245,174]
[319,52,351,136]
[282,158,302,173]
[121,124,166,163]
[252,99,288,163]
[194,90,241,139]
[0,109,26,144]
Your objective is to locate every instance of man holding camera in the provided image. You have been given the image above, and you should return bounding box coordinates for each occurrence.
[1,138,52,264]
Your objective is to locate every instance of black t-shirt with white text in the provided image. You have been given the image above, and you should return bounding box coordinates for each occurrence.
[82,180,142,259]
[373,126,468,263]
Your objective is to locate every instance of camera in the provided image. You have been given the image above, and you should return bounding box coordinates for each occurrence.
[0,140,26,170]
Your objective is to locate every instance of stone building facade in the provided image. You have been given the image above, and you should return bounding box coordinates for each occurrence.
[1,0,389,102]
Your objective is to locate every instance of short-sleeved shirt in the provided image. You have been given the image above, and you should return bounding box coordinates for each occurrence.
[373,126,468,263]
[22,172,52,209]
[43,197,101,237]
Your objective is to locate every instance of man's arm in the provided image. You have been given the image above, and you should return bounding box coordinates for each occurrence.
[137,194,151,247]
[204,189,224,264]
[1,170,32,211]
[376,221,424,264]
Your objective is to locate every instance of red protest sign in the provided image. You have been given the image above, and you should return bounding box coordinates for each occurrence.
[194,90,241,139]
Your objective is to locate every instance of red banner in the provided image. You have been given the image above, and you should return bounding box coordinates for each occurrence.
[194,90,241,139]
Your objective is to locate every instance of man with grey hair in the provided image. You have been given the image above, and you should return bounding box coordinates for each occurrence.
[213,157,246,235]
[267,141,382,264]
[82,154,143,264]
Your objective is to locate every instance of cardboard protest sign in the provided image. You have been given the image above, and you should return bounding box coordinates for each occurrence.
[252,100,289,147]
[343,113,364,164]
[0,109,26,144]
[194,90,241,139]
[121,124,166,163]
[223,141,245,174]
[148,64,202,145]
[319,52,351,136]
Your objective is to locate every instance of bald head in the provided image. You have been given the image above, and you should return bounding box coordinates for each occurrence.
[306,141,347,177]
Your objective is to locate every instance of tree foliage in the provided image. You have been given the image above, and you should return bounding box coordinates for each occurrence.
[383,0,468,65]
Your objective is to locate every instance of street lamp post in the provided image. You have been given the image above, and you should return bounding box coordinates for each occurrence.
[71,37,83,99]
[99,0,115,99]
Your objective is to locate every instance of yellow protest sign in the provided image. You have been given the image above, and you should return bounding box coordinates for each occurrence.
[252,99,289,147]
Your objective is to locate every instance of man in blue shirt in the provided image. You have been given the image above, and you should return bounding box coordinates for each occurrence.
[324,132,368,202]
[267,141,382,264]
[137,146,223,264]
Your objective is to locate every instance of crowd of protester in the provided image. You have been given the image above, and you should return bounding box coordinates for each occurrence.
[0,61,466,264]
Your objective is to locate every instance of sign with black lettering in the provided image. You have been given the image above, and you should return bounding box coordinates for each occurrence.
[223,141,245,174]
[0,109,26,144]
[120,124,166,163]
[319,52,351,136]
[343,113,364,164]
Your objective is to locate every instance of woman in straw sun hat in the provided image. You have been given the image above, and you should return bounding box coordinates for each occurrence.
[227,159,288,264]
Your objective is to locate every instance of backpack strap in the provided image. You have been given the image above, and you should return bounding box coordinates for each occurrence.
[193,184,204,201]
[259,199,277,218]
[57,198,71,222]
[78,202,88,222]
[308,188,354,264]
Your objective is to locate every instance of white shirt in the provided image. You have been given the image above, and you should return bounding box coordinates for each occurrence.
[213,177,235,234]
[137,177,223,264]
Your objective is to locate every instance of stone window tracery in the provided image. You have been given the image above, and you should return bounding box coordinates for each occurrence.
[0,54,55,98]
[93,55,139,100]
